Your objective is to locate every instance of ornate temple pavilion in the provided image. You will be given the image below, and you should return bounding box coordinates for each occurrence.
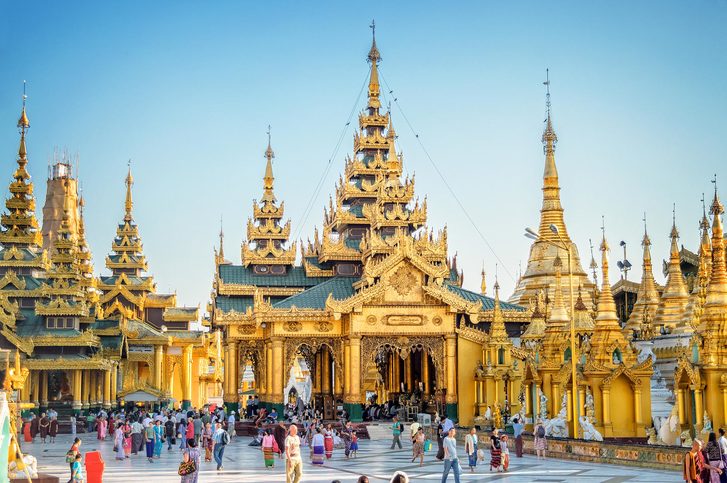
[209,33,530,423]
[0,96,221,413]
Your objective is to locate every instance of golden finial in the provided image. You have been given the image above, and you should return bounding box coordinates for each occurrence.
[711,174,723,216]
[124,160,134,222]
[367,20,381,110]
[480,262,486,295]
[542,69,557,154]
[700,193,710,231]
[219,215,225,260]
[642,212,650,247]
[589,238,598,286]
[17,81,30,132]
[670,203,679,240]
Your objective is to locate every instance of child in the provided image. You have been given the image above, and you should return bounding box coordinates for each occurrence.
[349,431,359,458]
[500,434,510,472]
[72,453,84,483]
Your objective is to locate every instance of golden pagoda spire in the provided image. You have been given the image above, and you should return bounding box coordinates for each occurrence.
[703,181,727,328]
[489,275,509,342]
[698,194,713,278]
[0,84,44,251]
[367,19,381,110]
[595,223,620,328]
[76,192,97,309]
[548,255,570,326]
[480,263,486,295]
[242,132,295,267]
[625,214,659,334]
[124,161,134,222]
[219,216,225,262]
[538,69,569,242]
[654,205,689,330]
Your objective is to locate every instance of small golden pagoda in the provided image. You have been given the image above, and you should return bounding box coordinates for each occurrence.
[624,222,660,337]
[653,214,689,331]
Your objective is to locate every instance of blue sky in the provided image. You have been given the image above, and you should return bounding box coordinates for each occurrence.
[1,1,725,308]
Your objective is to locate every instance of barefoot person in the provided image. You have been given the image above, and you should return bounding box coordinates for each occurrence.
[285,425,303,483]
[441,427,462,482]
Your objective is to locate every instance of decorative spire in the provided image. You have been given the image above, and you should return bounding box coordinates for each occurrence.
[480,263,486,295]
[242,134,295,267]
[262,125,276,203]
[595,221,620,327]
[537,70,570,243]
[704,177,726,314]
[0,84,43,250]
[625,213,659,334]
[654,204,689,330]
[548,255,570,326]
[489,274,508,342]
[367,19,381,110]
[124,161,134,222]
[219,215,225,262]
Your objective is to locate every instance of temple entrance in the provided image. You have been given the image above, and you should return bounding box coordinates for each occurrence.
[361,339,444,421]
[285,342,339,420]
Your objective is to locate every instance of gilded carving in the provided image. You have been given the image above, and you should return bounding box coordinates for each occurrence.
[432,316,442,326]
[366,315,377,325]
[238,324,256,335]
[315,320,333,332]
[389,266,417,296]
[385,315,422,326]
[283,320,302,332]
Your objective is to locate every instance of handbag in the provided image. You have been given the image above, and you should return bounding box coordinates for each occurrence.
[178,459,197,476]
[65,450,76,463]
[424,439,432,452]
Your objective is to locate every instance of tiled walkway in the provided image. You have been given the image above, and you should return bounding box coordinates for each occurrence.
[29,429,681,482]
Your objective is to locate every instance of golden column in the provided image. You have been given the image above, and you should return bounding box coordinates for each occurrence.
[271,338,284,406]
[343,340,350,399]
[393,353,400,392]
[111,364,118,404]
[265,342,273,402]
[694,386,704,429]
[182,345,193,409]
[404,353,412,392]
[313,352,322,394]
[602,388,612,434]
[72,369,82,410]
[81,370,89,408]
[40,371,48,408]
[677,388,686,425]
[334,359,343,396]
[322,350,331,395]
[223,343,230,399]
[634,387,643,428]
[31,371,40,407]
[103,370,111,408]
[154,345,165,390]
[349,336,361,403]
[445,335,457,405]
[224,342,239,409]
[422,352,430,393]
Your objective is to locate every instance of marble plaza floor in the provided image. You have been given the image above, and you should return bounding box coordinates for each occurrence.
[28,428,681,482]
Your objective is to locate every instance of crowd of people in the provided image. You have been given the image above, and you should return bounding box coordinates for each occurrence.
[683,428,727,483]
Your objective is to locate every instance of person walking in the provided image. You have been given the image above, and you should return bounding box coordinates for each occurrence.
[500,434,510,472]
[212,421,229,471]
[324,423,334,459]
[201,422,214,462]
[274,421,287,459]
[512,417,524,458]
[534,419,547,460]
[114,423,126,461]
[411,427,425,466]
[165,418,176,451]
[153,420,164,458]
[144,421,156,463]
[49,416,59,443]
[489,429,502,472]
[71,453,84,483]
[262,428,276,469]
[464,427,478,472]
[311,427,325,465]
[39,413,50,443]
[227,411,236,440]
[441,427,462,483]
[122,421,132,458]
[179,439,200,483]
[131,418,143,455]
[285,424,303,483]
[65,437,81,483]
[705,434,725,483]
[70,415,77,437]
[390,416,403,450]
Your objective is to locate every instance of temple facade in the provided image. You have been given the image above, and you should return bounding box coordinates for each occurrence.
[209,34,529,424]
[0,96,221,414]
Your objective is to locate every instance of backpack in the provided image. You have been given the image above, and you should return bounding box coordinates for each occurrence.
[536,425,546,438]
[399,422,404,433]
[221,430,230,445]
[493,437,501,449]
[65,449,76,464]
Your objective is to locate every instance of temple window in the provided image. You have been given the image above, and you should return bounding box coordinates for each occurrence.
[612,349,622,364]
[564,347,572,361]
[498,347,505,365]
[692,343,700,363]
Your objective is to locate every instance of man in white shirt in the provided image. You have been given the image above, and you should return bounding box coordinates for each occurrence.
[285,424,303,483]
[227,411,236,439]
[212,422,229,471]
[441,427,462,482]
[719,428,727,455]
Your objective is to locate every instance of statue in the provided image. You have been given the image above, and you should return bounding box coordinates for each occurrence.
[646,426,658,445]
[475,361,486,378]
[493,403,503,429]
[538,387,548,421]
[680,430,693,447]
[579,415,603,441]
[543,394,569,438]
[655,405,680,446]
[585,387,595,422]
[484,405,492,421]
[503,398,511,421]
[701,411,713,437]
[517,386,526,423]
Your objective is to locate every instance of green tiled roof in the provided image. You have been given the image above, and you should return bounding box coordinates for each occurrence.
[165,329,204,339]
[219,265,322,288]
[99,275,152,285]
[216,296,253,314]
[0,275,43,291]
[15,310,80,337]
[273,277,355,310]
[444,284,525,311]
[100,335,122,350]
[87,319,119,330]
[0,247,44,263]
